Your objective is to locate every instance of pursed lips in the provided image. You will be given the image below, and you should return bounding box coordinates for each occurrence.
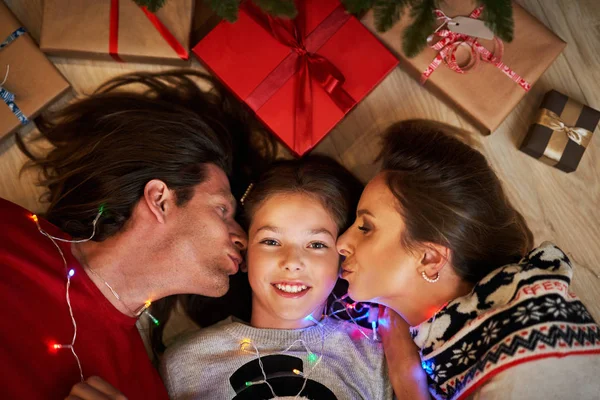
[228,254,242,272]
[341,262,354,274]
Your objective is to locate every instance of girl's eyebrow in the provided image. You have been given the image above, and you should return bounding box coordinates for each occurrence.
[255,225,282,234]
[254,226,335,239]
[306,228,335,239]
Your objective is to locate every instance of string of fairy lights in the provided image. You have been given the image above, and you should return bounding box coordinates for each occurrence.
[31,206,158,382]
[233,295,381,398]
[32,207,381,396]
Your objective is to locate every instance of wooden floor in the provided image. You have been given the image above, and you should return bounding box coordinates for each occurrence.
[2,0,599,320]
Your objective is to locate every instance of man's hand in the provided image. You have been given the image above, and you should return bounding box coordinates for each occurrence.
[379,307,431,400]
[65,376,127,400]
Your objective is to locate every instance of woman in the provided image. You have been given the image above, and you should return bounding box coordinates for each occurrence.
[337,120,600,400]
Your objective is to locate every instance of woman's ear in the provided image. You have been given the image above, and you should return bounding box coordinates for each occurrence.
[418,243,450,277]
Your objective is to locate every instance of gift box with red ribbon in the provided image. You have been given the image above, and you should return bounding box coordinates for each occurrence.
[40,0,193,65]
[362,0,566,134]
[193,0,398,156]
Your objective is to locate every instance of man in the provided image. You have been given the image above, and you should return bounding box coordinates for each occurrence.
[0,71,265,399]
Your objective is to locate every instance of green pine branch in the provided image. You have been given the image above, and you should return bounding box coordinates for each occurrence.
[208,0,242,23]
[477,0,514,42]
[132,0,167,13]
[342,0,376,14]
[254,0,298,18]
[402,0,436,57]
[374,0,413,32]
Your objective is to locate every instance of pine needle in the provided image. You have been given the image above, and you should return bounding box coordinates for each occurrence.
[477,0,514,42]
[402,0,436,57]
[342,0,376,14]
[132,0,167,13]
[208,0,242,23]
[374,0,412,32]
[253,0,298,19]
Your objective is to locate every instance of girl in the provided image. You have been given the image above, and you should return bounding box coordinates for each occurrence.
[337,120,600,400]
[160,156,394,399]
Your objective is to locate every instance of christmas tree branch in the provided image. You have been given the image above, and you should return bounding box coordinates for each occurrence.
[254,0,298,18]
[208,0,242,23]
[402,0,436,57]
[342,0,376,14]
[132,0,166,13]
[477,0,514,42]
[374,0,413,32]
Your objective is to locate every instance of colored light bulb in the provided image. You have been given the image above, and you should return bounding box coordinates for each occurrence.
[68,269,75,277]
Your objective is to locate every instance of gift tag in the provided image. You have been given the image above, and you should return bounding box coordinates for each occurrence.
[448,16,494,40]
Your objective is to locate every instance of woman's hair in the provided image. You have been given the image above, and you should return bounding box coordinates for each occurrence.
[378,120,533,283]
[18,69,277,363]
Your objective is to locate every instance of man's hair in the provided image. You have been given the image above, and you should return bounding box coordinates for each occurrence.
[18,70,276,241]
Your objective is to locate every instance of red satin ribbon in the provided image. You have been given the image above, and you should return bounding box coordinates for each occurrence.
[109,0,189,63]
[109,0,122,62]
[244,2,356,154]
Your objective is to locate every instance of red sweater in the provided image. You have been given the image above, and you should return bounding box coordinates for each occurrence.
[0,198,169,399]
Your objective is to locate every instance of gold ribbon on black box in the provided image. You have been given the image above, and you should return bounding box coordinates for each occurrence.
[520,90,599,173]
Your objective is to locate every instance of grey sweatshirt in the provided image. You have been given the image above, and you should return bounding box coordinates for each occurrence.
[160,317,393,400]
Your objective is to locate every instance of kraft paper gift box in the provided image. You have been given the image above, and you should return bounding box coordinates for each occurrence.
[1,2,70,140]
[362,0,566,134]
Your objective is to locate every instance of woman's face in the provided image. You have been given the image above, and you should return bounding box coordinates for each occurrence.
[337,173,421,307]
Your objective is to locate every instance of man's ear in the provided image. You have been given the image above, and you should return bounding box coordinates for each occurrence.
[417,243,451,278]
[143,179,174,224]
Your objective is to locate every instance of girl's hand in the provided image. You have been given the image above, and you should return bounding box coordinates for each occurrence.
[65,376,127,400]
[379,307,431,400]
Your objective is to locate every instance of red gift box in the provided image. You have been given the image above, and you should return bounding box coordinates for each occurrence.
[193,0,398,156]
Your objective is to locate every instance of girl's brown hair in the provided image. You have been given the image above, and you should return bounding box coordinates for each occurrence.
[379,120,533,283]
[242,155,364,234]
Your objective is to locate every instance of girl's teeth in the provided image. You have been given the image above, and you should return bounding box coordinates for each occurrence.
[275,284,308,293]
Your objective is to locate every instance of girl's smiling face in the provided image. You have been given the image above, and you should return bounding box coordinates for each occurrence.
[246,193,340,329]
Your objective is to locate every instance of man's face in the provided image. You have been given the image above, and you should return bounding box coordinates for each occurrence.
[165,164,247,297]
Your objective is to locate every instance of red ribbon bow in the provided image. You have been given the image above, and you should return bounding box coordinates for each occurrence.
[421,7,531,92]
[244,2,356,155]
[109,0,188,62]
